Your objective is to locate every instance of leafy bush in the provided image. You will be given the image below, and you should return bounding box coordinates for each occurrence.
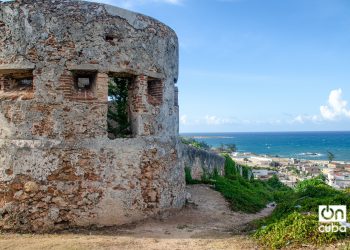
[266,175,289,190]
[214,175,274,213]
[254,212,346,249]
[184,155,279,213]
[181,137,211,150]
[295,175,327,193]
[223,154,237,177]
[254,176,350,248]
[211,155,286,213]
[216,143,237,153]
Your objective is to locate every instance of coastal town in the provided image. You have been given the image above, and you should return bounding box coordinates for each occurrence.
[181,136,350,190]
[231,153,350,189]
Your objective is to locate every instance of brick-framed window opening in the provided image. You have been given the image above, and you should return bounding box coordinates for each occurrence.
[0,70,34,92]
[73,72,96,92]
[70,71,97,99]
[147,79,163,106]
[107,76,134,139]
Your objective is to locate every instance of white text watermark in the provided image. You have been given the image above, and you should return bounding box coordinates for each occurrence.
[318,205,347,233]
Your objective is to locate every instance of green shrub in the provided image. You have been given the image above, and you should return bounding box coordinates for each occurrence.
[216,143,237,153]
[254,176,350,248]
[241,165,251,179]
[223,154,237,177]
[181,137,211,150]
[254,212,346,249]
[212,167,219,178]
[214,175,273,213]
[266,175,290,190]
[295,176,327,193]
[212,156,286,213]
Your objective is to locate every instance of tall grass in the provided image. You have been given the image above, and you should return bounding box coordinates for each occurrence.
[186,154,288,213]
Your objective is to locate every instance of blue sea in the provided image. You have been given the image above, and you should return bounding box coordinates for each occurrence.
[181,131,350,161]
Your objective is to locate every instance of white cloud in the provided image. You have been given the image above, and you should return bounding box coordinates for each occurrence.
[182,89,350,130]
[292,115,320,124]
[205,115,221,125]
[290,89,350,124]
[320,88,350,120]
[180,115,188,125]
[294,115,304,123]
[204,115,235,125]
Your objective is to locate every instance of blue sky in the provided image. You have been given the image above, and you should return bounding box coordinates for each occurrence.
[78,1,350,132]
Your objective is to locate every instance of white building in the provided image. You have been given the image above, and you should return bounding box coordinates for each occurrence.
[327,170,350,189]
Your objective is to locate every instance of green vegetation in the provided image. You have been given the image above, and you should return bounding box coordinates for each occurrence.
[185,154,289,213]
[214,155,289,213]
[185,154,350,248]
[216,143,237,153]
[180,137,238,154]
[214,175,273,213]
[181,137,210,150]
[108,77,132,138]
[254,174,350,249]
[254,212,342,249]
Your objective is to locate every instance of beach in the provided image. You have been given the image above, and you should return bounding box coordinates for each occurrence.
[230,151,350,189]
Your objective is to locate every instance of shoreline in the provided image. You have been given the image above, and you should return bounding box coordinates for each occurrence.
[230,151,350,189]
[229,151,350,165]
[180,132,350,162]
[231,151,333,166]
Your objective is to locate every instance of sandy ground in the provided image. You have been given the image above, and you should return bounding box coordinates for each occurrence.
[0,184,276,250]
[1,184,349,249]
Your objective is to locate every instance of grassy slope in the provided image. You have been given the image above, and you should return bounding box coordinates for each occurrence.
[186,155,350,249]
[254,177,350,249]
[212,155,290,213]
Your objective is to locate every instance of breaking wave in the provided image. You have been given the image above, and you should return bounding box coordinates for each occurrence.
[297,152,324,157]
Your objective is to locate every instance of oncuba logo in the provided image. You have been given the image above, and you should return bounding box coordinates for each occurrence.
[318,205,347,233]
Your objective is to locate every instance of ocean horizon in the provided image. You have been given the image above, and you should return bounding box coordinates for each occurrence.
[181,131,350,161]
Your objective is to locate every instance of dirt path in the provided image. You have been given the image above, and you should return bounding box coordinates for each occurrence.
[0,185,274,250]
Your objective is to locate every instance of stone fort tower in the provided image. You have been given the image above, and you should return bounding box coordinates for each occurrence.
[0,0,185,231]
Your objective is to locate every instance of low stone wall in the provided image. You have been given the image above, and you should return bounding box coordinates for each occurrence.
[181,145,225,180]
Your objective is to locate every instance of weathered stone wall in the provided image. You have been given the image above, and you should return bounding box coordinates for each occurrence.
[0,0,185,232]
[181,145,225,180]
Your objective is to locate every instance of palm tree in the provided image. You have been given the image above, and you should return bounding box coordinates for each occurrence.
[327,151,335,163]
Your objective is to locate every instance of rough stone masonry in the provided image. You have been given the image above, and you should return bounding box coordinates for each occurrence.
[0,0,186,231]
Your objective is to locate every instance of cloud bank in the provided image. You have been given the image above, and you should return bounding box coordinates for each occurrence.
[204,115,235,125]
[292,88,350,124]
[179,115,235,126]
[181,89,350,130]
[320,88,350,120]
